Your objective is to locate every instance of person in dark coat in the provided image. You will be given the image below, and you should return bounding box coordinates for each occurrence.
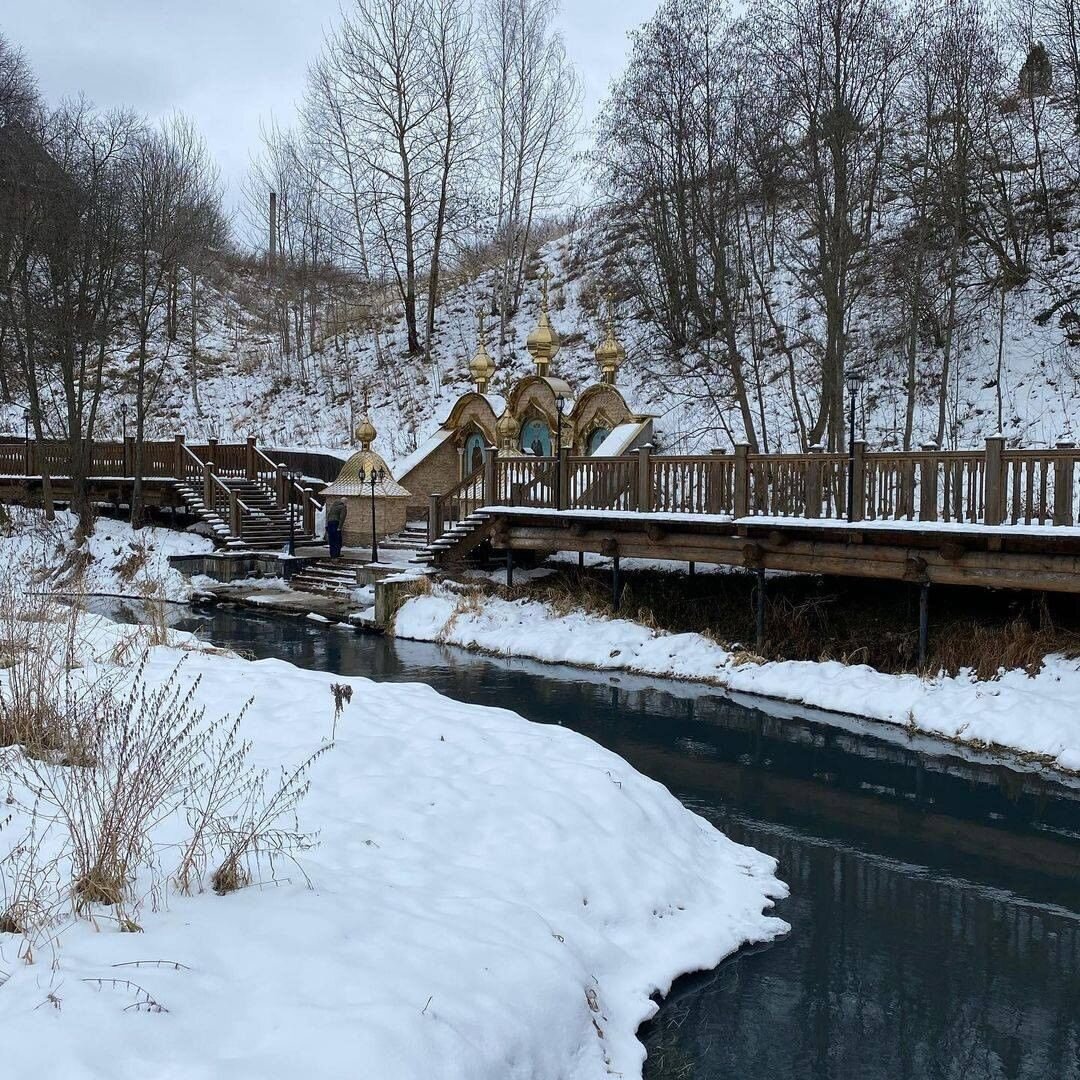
[326,499,347,559]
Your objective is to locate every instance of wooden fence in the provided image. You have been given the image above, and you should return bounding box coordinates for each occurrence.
[447,437,1080,529]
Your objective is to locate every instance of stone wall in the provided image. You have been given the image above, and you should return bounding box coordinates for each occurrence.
[398,437,461,515]
[340,494,409,546]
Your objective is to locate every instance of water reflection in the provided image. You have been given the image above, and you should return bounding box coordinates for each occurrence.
[96,599,1080,1080]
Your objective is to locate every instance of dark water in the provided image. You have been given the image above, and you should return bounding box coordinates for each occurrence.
[102,600,1080,1079]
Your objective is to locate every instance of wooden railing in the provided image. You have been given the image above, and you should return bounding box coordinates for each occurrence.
[427,438,1080,536]
[428,467,486,542]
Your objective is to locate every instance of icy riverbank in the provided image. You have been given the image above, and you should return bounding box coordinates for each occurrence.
[0,614,788,1079]
[394,584,1080,772]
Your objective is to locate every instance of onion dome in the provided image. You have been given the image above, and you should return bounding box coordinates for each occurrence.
[469,308,496,392]
[355,416,377,450]
[595,293,626,385]
[495,411,521,453]
[526,267,561,376]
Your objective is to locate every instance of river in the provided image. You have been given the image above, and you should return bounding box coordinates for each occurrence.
[98,599,1080,1079]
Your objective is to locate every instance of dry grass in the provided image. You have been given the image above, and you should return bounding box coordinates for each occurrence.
[509,564,1080,679]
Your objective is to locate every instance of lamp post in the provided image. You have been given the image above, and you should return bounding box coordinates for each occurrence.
[23,407,30,476]
[555,394,566,509]
[366,464,384,564]
[845,369,865,522]
[120,401,128,443]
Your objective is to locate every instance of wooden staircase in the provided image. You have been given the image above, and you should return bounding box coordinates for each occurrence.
[172,440,321,551]
[414,510,495,567]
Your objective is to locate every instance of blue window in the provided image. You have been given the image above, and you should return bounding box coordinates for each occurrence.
[587,427,611,455]
[520,419,552,456]
[464,431,486,475]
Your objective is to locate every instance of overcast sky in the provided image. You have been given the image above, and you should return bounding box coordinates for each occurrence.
[2,0,656,223]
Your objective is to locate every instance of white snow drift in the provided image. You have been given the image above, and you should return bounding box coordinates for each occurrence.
[0,616,787,1080]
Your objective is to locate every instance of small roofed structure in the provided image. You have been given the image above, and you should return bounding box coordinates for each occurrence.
[322,415,412,548]
[395,275,654,517]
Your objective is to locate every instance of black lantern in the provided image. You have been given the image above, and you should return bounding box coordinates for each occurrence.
[120,400,128,443]
[23,407,30,476]
[365,464,385,563]
[845,369,865,522]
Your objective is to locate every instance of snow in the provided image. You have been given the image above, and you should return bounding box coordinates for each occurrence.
[592,421,650,456]
[0,615,788,1079]
[0,507,214,601]
[394,584,1080,772]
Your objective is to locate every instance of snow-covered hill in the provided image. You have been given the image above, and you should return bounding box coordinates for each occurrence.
[6,223,1078,469]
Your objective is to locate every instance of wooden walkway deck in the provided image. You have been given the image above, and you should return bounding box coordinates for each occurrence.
[0,436,340,549]
[425,439,1080,596]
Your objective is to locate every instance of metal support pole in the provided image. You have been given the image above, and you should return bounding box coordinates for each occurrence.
[688,561,696,576]
[505,547,514,588]
[755,567,766,649]
[370,473,379,564]
[918,582,930,668]
[612,555,622,612]
[578,551,584,570]
[847,391,857,522]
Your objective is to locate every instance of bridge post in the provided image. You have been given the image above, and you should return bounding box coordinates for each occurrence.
[202,461,213,508]
[173,433,185,480]
[734,442,750,519]
[755,567,767,649]
[984,435,1005,525]
[635,443,652,512]
[850,440,866,522]
[919,442,939,522]
[123,436,134,477]
[428,493,443,543]
[558,445,570,510]
[229,490,241,539]
[918,582,931,667]
[483,445,498,506]
[207,436,218,468]
[806,443,823,518]
[246,435,257,481]
[1054,439,1076,525]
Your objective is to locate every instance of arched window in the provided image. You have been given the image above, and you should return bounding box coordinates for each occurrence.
[520,419,552,456]
[587,427,611,455]
[464,431,486,475]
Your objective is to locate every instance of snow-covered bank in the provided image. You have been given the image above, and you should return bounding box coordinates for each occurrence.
[0,615,787,1079]
[394,585,1080,773]
[0,507,212,601]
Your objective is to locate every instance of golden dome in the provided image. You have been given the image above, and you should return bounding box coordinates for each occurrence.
[526,267,560,376]
[355,416,377,449]
[466,339,494,395]
[495,412,522,455]
[595,293,626,384]
[496,411,519,440]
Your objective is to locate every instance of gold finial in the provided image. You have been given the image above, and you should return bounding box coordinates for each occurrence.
[594,289,626,385]
[469,307,496,393]
[356,387,376,448]
[526,267,560,377]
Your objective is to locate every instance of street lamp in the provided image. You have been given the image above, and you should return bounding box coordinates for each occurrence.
[845,368,865,522]
[120,401,128,443]
[555,394,566,509]
[364,464,384,564]
[23,407,30,476]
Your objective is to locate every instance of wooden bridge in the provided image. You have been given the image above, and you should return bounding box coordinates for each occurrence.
[0,435,341,550]
[423,437,1080,599]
